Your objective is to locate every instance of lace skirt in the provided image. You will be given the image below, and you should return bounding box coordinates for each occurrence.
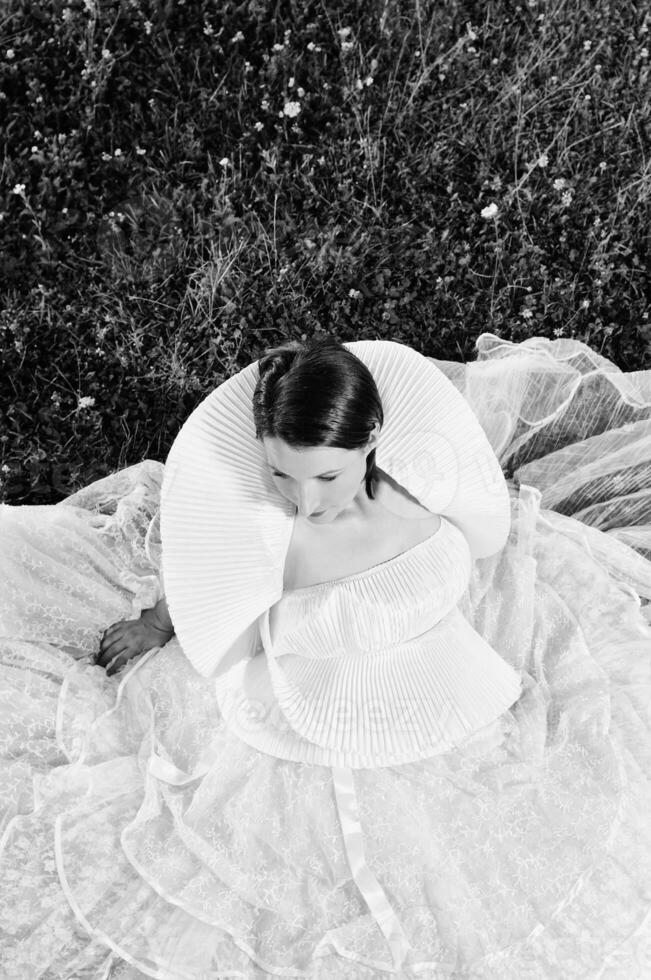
[1,333,651,979]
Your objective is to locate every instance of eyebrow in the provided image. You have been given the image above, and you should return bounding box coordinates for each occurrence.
[269,466,343,478]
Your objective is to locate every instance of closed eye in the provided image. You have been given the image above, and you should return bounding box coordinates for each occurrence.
[272,472,338,482]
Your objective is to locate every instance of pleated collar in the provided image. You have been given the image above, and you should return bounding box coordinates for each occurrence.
[160,340,511,678]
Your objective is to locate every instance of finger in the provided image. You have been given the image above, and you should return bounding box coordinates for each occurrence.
[100,623,133,649]
[101,621,127,640]
[99,634,124,654]
[106,651,136,677]
[99,633,129,657]
[96,640,130,668]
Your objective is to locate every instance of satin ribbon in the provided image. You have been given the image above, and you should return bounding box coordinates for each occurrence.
[147,742,217,786]
[331,765,414,970]
[147,751,415,969]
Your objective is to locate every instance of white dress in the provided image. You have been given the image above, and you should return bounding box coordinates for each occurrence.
[1,333,651,979]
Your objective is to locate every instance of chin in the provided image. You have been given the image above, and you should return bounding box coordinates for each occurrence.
[310,502,352,523]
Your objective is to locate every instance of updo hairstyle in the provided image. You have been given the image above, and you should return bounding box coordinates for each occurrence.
[252,337,384,499]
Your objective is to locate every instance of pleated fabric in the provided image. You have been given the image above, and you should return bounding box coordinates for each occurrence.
[160,339,511,681]
[212,516,522,768]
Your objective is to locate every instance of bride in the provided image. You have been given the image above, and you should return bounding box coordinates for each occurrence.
[1,334,651,978]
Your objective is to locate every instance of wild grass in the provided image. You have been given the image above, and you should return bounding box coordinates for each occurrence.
[0,0,649,502]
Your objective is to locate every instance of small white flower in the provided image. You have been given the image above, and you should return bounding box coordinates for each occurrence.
[61,207,68,214]
[553,327,564,337]
[144,20,152,34]
[1,464,10,474]
[11,183,25,195]
[282,101,301,118]
[561,189,573,207]
[537,152,549,168]
[203,23,214,36]
[254,121,264,131]
[598,161,607,171]
[307,41,316,51]
[480,202,499,220]
[337,27,352,39]
[297,86,305,97]
[288,76,295,88]
[583,40,592,51]
[581,299,590,309]
[136,146,146,155]
[33,129,42,139]
[521,308,533,319]
[101,48,111,58]
[341,41,354,52]
[349,288,361,299]
[231,30,244,43]
[553,177,567,191]
[6,48,15,60]
[113,147,122,157]
[364,76,374,86]
[101,152,111,161]
[77,396,96,410]
[466,23,478,41]
[272,43,284,52]
[261,99,269,110]
[219,157,230,167]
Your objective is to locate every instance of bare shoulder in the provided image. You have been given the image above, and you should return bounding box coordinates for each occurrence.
[374,468,438,521]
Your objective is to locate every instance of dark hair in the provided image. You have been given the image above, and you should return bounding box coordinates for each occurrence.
[252,337,384,499]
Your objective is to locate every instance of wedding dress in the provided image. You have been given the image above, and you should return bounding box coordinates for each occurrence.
[1,332,651,979]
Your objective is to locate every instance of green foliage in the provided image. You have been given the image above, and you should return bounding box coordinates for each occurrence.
[1,0,650,502]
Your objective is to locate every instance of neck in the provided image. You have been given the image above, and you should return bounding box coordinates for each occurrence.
[329,475,376,523]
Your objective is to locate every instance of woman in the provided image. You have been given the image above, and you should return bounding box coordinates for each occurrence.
[1,334,651,978]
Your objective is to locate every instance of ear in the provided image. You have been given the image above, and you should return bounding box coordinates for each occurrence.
[365,421,381,452]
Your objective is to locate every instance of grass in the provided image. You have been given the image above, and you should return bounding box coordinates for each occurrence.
[0,0,649,503]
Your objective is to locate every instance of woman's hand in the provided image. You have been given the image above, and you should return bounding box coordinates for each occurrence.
[95,607,174,677]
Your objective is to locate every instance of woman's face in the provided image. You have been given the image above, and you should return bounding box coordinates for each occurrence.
[262,426,380,524]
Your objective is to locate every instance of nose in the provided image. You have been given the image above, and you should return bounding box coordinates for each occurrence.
[296,487,320,516]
